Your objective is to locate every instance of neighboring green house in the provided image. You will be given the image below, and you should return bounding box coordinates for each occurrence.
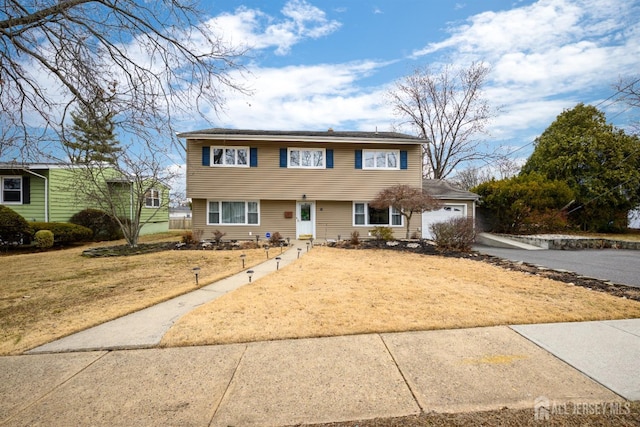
[0,163,169,235]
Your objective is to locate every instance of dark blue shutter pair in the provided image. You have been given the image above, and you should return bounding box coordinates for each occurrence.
[354,150,408,169]
[202,146,258,167]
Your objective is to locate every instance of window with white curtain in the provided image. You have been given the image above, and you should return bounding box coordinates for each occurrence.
[353,202,402,226]
[207,201,259,225]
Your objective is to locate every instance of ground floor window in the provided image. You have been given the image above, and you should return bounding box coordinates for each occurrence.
[207,200,259,225]
[1,176,22,204]
[353,202,402,226]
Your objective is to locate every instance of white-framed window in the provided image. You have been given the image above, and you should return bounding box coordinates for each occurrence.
[207,201,259,225]
[288,148,325,168]
[363,150,399,170]
[1,176,22,204]
[211,146,249,167]
[144,189,161,208]
[353,202,402,226]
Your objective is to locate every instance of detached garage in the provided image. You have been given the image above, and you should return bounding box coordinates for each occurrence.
[422,179,479,240]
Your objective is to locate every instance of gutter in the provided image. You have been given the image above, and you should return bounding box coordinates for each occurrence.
[176,133,424,145]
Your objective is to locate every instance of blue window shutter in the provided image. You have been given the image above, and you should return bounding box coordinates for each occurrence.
[326,149,334,168]
[280,148,287,167]
[250,147,258,167]
[202,146,210,166]
[355,150,362,169]
[400,150,408,170]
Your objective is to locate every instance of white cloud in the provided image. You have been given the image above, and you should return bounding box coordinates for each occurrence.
[411,0,640,142]
[207,0,340,56]
[212,61,394,131]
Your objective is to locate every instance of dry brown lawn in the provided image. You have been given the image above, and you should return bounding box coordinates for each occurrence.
[162,247,640,348]
[0,234,267,355]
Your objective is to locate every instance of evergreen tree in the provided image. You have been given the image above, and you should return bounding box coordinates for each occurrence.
[521,103,640,232]
[64,97,121,164]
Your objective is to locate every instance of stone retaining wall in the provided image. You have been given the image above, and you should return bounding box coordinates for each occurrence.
[501,235,640,250]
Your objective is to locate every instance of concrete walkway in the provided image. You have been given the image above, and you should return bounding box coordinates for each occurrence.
[29,240,309,353]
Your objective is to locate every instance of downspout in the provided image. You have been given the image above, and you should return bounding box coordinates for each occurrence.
[23,169,48,222]
[472,199,477,233]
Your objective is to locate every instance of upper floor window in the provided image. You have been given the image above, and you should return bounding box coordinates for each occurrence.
[353,202,402,227]
[288,148,325,168]
[1,176,22,204]
[212,146,249,167]
[363,150,399,170]
[144,189,161,208]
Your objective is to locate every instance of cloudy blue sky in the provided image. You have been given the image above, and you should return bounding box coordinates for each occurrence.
[175,0,639,170]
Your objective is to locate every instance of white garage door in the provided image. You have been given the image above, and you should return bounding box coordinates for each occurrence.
[422,205,466,239]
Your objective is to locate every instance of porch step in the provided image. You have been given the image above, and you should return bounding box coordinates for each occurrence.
[298,234,313,240]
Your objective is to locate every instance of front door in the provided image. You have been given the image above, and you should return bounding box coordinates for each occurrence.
[296,201,315,239]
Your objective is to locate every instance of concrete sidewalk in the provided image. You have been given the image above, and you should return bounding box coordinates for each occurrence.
[28,241,309,354]
[2,322,638,426]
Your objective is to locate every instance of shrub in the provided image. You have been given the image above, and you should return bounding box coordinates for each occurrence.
[473,173,574,234]
[369,226,394,241]
[30,222,93,245]
[69,209,123,241]
[429,217,476,252]
[239,241,260,249]
[350,230,360,245]
[521,209,569,234]
[0,206,32,246]
[268,231,283,245]
[34,230,54,249]
[181,230,195,244]
[213,229,227,245]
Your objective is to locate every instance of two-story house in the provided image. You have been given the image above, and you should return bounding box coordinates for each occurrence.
[180,129,424,241]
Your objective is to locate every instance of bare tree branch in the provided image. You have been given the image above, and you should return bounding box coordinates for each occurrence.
[1,0,250,159]
[388,62,497,179]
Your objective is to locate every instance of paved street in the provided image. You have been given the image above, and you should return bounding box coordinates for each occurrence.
[474,246,640,288]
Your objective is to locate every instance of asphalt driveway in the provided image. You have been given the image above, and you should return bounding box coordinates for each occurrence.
[473,246,640,288]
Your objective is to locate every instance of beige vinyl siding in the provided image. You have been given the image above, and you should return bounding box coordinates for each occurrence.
[187,139,422,201]
[192,198,419,242]
[192,199,297,241]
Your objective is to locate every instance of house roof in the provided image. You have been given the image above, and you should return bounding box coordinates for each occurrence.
[0,162,72,170]
[423,179,480,201]
[176,128,424,145]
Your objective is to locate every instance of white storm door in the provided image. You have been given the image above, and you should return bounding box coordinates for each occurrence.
[296,201,315,238]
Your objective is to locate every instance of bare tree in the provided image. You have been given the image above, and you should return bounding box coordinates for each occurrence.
[71,151,176,247]
[1,0,248,158]
[615,76,640,133]
[369,184,441,239]
[451,167,492,191]
[388,62,495,179]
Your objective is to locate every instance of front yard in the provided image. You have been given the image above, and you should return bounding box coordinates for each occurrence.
[2,234,639,356]
[161,246,640,348]
[0,234,267,355]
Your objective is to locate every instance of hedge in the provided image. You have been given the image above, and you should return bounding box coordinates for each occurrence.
[30,222,93,245]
